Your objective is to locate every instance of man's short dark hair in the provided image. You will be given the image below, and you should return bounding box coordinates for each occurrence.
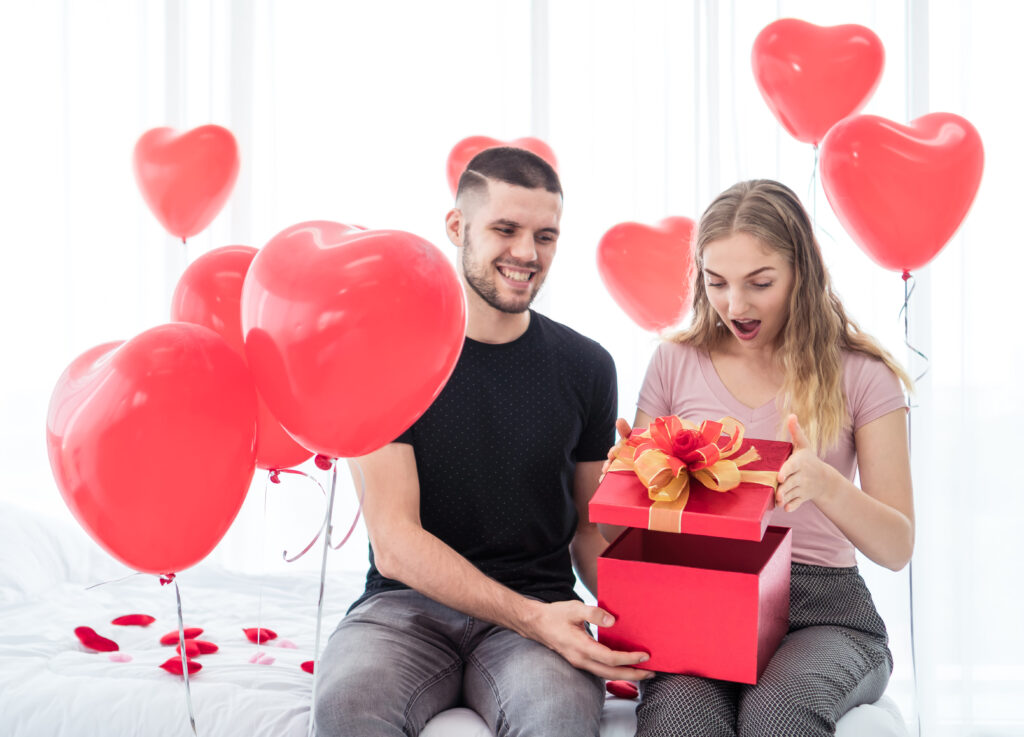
[456,147,562,201]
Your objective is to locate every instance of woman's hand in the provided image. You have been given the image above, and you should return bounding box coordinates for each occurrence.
[600,418,634,480]
[775,414,842,512]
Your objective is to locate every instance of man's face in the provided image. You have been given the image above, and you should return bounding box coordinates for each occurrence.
[456,180,562,314]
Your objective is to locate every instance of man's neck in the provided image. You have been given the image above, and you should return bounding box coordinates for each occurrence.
[464,299,532,344]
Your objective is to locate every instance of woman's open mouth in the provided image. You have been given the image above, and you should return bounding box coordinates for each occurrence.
[731,319,761,340]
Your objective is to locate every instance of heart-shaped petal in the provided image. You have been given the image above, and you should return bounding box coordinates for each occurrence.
[74,626,119,652]
[160,628,204,646]
[243,627,277,644]
[111,614,156,627]
[820,113,984,272]
[752,19,884,144]
[606,680,639,699]
[300,660,315,674]
[597,217,696,331]
[160,657,202,676]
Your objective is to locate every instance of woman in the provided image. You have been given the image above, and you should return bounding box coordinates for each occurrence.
[615,179,914,736]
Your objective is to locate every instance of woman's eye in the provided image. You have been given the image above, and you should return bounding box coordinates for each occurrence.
[706,282,725,289]
[752,282,773,289]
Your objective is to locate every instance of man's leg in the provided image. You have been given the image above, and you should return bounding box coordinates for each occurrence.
[315,590,467,737]
[461,623,605,737]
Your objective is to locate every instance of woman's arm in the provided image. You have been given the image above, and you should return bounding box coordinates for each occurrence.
[776,410,914,570]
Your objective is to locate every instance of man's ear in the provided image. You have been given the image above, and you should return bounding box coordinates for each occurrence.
[445,208,465,247]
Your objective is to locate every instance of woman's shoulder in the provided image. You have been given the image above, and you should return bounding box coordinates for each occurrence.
[840,349,906,423]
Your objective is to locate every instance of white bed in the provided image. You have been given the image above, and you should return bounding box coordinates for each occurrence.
[0,502,908,736]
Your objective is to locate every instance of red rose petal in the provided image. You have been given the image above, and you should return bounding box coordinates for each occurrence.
[111,614,156,627]
[194,640,219,654]
[606,680,639,699]
[160,627,204,645]
[74,626,119,652]
[300,660,315,674]
[243,627,277,644]
[160,657,202,676]
[175,639,201,658]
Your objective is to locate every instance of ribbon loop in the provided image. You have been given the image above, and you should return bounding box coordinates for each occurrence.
[608,416,779,532]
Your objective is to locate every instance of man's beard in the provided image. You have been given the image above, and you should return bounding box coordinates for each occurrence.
[461,230,543,314]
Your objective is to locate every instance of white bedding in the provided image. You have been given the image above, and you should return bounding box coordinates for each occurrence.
[0,502,906,737]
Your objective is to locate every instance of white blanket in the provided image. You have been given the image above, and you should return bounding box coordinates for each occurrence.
[0,502,905,737]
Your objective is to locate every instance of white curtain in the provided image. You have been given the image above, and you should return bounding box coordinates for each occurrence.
[1,2,1020,734]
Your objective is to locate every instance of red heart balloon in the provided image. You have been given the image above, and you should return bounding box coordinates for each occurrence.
[820,113,984,273]
[46,323,258,574]
[171,246,313,470]
[241,222,466,459]
[446,136,558,196]
[597,217,696,332]
[133,125,240,240]
[752,19,884,145]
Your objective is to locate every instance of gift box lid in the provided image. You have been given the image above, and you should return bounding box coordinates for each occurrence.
[590,434,792,542]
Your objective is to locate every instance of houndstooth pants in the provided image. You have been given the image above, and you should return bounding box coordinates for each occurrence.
[635,563,892,737]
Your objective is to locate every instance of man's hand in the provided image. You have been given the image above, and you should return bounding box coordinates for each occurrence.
[520,599,654,681]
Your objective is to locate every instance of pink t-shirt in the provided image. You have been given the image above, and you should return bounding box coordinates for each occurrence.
[637,342,907,567]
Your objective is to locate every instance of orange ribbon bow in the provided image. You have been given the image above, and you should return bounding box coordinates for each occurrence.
[608,416,779,533]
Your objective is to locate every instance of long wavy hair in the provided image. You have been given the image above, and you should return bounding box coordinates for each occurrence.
[670,179,912,451]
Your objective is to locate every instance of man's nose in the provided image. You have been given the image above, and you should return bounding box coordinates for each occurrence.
[508,233,537,262]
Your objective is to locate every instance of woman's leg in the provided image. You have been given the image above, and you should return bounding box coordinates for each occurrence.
[635,672,741,737]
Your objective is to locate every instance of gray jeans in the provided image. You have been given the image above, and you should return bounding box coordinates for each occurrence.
[314,589,605,737]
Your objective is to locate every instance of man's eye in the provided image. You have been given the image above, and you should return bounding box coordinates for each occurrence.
[496,228,514,235]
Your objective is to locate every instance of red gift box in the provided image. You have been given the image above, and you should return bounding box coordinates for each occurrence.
[590,422,793,683]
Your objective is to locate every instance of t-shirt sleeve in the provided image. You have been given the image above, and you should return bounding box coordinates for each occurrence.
[574,347,618,463]
[637,342,674,418]
[847,353,908,430]
[392,425,414,445]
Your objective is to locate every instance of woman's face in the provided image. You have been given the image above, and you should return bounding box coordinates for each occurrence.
[701,232,795,350]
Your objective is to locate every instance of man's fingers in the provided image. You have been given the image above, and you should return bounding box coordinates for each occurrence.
[583,605,615,628]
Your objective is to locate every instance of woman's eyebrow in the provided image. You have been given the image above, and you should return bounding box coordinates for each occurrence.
[704,266,777,278]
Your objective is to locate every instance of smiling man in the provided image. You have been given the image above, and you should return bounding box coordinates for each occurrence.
[314,148,652,737]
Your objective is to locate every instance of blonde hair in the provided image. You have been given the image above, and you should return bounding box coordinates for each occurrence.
[670,179,912,451]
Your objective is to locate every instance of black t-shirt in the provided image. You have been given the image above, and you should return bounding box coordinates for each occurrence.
[351,311,617,610]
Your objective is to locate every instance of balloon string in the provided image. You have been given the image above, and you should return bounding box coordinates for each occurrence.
[811,144,819,226]
[308,460,338,737]
[899,271,930,383]
[85,571,143,590]
[331,460,365,550]
[269,467,331,563]
[173,579,199,735]
[255,474,269,658]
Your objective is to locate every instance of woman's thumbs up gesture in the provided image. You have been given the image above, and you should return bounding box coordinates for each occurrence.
[775,414,842,513]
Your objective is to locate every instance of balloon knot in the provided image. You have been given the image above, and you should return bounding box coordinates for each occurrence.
[269,470,281,484]
[902,269,912,281]
[314,455,334,471]
[159,573,176,586]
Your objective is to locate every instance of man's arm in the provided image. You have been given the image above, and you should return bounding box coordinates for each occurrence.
[569,460,609,598]
[354,441,653,681]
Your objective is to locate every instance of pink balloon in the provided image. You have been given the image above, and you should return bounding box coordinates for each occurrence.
[241,222,466,459]
[133,125,240,240]
[597,217,696,331]
[171,246,313,470]
[46,323,258,574]
[446,136,558,196]
[752,19,884,145]
[820,113,984,273]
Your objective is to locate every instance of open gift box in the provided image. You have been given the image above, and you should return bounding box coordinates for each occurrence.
[590,420,793,684]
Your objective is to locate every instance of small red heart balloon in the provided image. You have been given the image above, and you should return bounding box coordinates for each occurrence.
[241,223,466,459]
[446,136,558,196]
[597,217,696,332]
[820,113,984,273]
[752,19,884,145]
[46,323,258,574]
[133,125,240,240]
[171,246,313,470]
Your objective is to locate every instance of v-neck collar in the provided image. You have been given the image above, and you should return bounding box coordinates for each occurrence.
[697,349,778,423]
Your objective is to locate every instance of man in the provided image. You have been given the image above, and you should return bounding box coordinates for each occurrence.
[315,147,651,737]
